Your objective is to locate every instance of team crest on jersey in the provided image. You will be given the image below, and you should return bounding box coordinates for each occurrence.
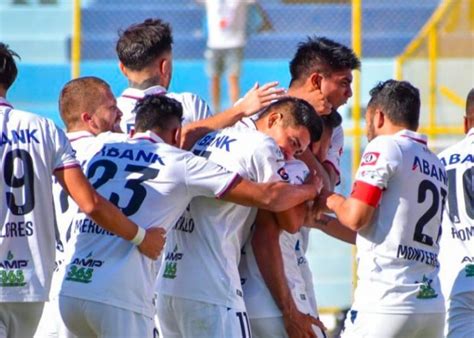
[361,152,380,166]
[277,167,290,181]
[416,275,438,299]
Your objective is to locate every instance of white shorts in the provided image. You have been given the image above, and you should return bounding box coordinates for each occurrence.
[250,316,326,338]
[35,296,76,338]
[156,294,251,338]
[341,310,445,338]
[0,302,44,338]
[446,291,474,338]
[59,295,154,338]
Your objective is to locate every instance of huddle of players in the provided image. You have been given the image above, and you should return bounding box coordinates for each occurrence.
[0,17,472,338]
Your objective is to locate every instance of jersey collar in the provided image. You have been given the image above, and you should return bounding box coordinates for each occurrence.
[0,97,13,109]
[397,129,427,145]
[67,130,95,142]
[131,130,165,144]
[120,85,167,100]
[238,117,258,130]
[467,127,474,138]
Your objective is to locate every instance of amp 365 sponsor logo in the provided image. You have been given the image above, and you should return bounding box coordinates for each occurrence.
[0,251,27,287]
[65,252,103,284]
[163,245,183,279]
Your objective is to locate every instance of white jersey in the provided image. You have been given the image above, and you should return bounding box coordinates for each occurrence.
[117,85,212,133]
[205,0,254,49]
[240,160,318,318]
[325,124,344,184]
[437,128,474,299]
[58,131,239,318]
[157,118,287,310]
[0,98,78,302]
[60,132,237,317]
[350,129,447,314]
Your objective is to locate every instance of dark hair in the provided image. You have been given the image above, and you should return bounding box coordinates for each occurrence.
[289,36,360,86]
[134,95,183,132]
[59,76,111,129]
[322,109,342,128]
[261,97,323,143]
[116,18,173,71]
[368,80,420,130]
[466,88,474,117]
[0,43,20,91]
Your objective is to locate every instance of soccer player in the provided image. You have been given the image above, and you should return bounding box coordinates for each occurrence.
[116,18,284,148]
[156,97,323,337]
[34,76,123,338]
[327,80,447,338]
[437,88,474,337]
[241,36,360,338]
[0,44,163,338]
[57,95,322,338]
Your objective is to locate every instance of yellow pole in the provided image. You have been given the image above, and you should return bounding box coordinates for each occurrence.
[351,0,362,296]
[394,57,402,80]
[71,0,81,79]
[428,27,437,140]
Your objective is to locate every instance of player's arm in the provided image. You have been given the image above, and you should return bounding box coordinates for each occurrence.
[326,191,376,231]
[54,166,165,260]
[220,174,321,213]
[180,82,285,149]
[252,210,326,337]
[306,213,356,244]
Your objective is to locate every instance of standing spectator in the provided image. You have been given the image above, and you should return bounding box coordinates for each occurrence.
[202,0,254,112]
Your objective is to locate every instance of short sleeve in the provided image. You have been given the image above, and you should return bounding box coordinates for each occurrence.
[178,92,213,126]
[50,122,79,172]
[324,125,344,178]
[350,136,401,207]
[184,152,240,199]
[248,136,287,183]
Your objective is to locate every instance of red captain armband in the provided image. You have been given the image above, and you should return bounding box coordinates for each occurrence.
[350,180,383,207]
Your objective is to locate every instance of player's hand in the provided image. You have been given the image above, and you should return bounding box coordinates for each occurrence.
[283,310,327,338]
[305,170,323,197]
[138,227,166,260]
[237,81,286,117]
[326,192,345,212]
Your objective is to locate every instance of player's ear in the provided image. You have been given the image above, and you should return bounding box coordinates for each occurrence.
[375,109,385,129]
[267,112,283,128]
[309,72,322,91]
[118,62,128,77]
[172,126,181,147]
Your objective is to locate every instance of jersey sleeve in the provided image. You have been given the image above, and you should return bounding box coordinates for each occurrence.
[179,92,213,126]
[184,152,240,199]
[248,136,288,183]
[350,136,401,207]
[324,125,344,182]
[49,122,79,172]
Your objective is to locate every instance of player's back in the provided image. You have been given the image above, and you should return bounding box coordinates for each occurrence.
[354,130,447,314]
[0,103,77,302]
[158,125,285,310]
[437,128,474,299]
[117,86,212,133]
